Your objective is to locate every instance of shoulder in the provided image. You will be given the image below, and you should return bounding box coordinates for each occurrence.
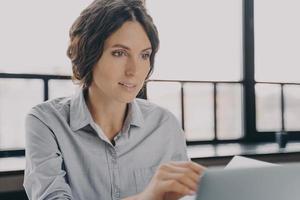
[135,98,180,126]
[28,96,71,124]
[135,99,187,158]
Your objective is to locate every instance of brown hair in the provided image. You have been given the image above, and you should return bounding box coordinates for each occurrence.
[67,0,159,91]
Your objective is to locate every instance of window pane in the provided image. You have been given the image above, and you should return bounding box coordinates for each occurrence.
[217,84,243,139]
[255,0,300,82]
[0,0,93,74]
[184,83,214,141]
[0,79,43,149]
[147,0,242,81]
[255,84,281,131]
[49,80,78,99]
[147,82,182,124]
[284,85,300,130]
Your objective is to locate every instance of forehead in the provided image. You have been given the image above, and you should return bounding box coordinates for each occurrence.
[104,21,152,50]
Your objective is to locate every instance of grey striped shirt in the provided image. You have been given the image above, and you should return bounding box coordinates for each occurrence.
[24,89,189,200]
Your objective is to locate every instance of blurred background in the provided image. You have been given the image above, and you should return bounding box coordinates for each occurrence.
[1,0,300,149]
[1,0,300,199]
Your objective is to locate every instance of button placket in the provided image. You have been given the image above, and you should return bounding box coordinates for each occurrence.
[110,147,120,199]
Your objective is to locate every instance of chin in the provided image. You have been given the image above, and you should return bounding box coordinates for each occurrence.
[117,95,136,103]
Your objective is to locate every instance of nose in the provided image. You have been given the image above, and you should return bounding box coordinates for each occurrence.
[125,57,138,76]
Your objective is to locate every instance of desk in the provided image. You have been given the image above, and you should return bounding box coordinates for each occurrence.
[0,157,24,193]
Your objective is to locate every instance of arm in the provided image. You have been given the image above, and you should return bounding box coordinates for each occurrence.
[169,112,190,162]
[123,161,205,200]
[24,114,73,200]
[123,112,205,200]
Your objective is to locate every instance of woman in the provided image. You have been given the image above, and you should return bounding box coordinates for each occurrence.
[24,0,205,199]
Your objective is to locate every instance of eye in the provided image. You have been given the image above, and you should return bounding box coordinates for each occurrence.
[111,50,127,57]
[141,52,151,60]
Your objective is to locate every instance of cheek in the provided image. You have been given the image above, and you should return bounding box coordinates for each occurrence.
[93,53,122,80]
[92,67,104,82]
[92,69,110,90]
[93,63,117,81]
[139,63,151,76]
[143,67,151,79]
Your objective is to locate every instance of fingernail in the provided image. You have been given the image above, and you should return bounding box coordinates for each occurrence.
[188,190,196,195]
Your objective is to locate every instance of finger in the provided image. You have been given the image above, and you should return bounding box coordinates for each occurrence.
[170,161,205,174]
[170,161,206,175]
[168,162,205,182]
[159,164,200,184]
[162,179,196,196]
[167,171,199,191]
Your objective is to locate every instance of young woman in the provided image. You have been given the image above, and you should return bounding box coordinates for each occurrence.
[24,0,205,199]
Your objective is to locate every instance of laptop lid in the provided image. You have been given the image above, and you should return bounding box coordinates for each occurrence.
[196,163,300,200]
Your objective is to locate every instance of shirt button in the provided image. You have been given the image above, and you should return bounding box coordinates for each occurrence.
[114,187,120,197]
[109,147,115,153]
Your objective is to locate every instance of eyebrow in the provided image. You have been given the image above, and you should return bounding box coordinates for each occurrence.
[111,44,152,52]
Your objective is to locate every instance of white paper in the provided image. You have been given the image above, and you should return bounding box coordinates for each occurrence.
[225,155,277,169]
[180,195,196,200]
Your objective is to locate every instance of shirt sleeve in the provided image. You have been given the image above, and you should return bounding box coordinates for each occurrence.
[167,112,190,162]
[23,114,73,200]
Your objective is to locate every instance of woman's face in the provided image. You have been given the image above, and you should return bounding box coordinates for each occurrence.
[90,21,152,103]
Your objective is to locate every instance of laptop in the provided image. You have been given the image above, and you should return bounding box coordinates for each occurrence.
[195,163,300,200]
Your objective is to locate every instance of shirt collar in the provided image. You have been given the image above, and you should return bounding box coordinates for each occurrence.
[70,89,144,132]
[124,99,144,128]
[70,89,93,131]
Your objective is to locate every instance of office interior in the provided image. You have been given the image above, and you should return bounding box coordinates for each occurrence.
[1,0,300,199]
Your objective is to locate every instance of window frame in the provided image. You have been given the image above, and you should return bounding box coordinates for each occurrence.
[244,0,300,143]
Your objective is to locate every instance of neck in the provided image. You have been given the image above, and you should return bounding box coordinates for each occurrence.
[85,86,127,141]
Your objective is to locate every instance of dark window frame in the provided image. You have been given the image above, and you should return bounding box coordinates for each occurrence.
[243,0,300,143]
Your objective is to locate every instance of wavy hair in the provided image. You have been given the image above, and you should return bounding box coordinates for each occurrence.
[67,0,159,93]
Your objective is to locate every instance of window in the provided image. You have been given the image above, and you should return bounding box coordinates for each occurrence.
[0,0,93,75]
[0,0,89,151]
[1,0,300,155]
[254,0,300,135]
[147,0,242,81]
[146,0,244,142]
[49,80,77,99]
[0,79,43,149]
[146,0,300,143]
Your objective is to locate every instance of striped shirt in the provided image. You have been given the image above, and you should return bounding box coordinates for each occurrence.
[24,89,189,200]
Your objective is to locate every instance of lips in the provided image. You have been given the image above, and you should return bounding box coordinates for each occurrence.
[119,81,137,88]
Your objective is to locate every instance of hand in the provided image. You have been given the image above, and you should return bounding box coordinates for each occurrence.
[138,161,206,200]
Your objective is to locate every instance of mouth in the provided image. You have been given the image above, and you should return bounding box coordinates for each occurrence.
[118,81,137,91]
